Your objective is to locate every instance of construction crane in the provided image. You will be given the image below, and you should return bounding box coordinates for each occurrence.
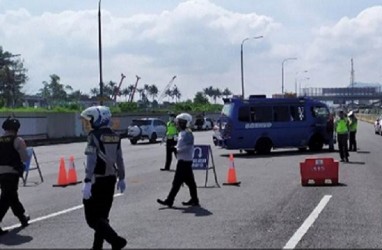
[113,73,126,103]
[128,75,141,102]
[158,75,177,103]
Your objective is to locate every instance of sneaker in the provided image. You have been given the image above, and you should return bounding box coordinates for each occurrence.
[111,236,127,250]
[345,158,349,162]
[157,199,173,208]
[19,214,30,227]
[0,227,9,236]
[182,199,200,207]
[340,158,345,162]
[160,168,170,171]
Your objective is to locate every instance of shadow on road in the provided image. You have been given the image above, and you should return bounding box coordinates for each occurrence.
[0,227,33,246]
[158,205,213,217]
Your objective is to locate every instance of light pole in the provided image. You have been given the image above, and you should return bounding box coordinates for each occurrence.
[241,35,263,99]
[295,70,308,96]
[281,57,297,94]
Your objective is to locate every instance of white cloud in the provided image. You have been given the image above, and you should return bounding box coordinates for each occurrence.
[1,0,382,101]
[304,6,382,87]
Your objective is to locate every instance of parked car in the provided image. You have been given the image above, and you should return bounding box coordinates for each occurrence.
[127,118,167,144]
[374,115,382,135]
[192,117,214,131]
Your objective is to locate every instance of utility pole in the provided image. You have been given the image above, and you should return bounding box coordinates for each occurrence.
[98,0,104,105]
[350,58,355,106]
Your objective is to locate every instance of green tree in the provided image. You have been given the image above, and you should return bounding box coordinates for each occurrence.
[38,74,68,106]
[222,88,232,98]
[193,91,209,104]
[148,84,159,101]
[0,47,28,107]
[172,85,181,103]
[211,88,222,104]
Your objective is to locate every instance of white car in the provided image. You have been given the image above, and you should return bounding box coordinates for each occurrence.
[374,115,382,135]
[127,118,167,144]
[193,117,214,131]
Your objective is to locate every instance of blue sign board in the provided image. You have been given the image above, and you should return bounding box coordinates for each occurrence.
[192,145,210,170]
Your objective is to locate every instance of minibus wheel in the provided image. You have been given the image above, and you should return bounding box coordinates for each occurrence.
[255,138,272,154]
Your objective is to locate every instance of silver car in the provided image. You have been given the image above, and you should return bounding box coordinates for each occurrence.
[127,118,167,144]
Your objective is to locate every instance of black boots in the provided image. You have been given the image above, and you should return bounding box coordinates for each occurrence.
[18,214,30,227]
[182,199,200,207]
[111,236,127,250]
[157,199,173,208]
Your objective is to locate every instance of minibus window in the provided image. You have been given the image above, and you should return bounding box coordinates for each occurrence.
[238,106,250,122]
[222,103,233,116]
[251,106,272,122]
[290,105,305,121]
[273,106,290,122]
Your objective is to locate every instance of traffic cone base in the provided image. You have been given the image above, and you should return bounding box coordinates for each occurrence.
[53,157,68,187]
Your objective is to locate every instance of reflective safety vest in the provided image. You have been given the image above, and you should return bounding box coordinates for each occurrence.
[166,122,177,138]
[348,118,358,132]
[336,119,348,134]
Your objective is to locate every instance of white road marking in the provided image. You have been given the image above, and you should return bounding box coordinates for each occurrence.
[3,193,124,231]
[283,194,332,249]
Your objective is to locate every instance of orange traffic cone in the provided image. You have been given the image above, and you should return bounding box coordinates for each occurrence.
[67,156,82,185]
[53,157,68,187]
[223,154,241,186]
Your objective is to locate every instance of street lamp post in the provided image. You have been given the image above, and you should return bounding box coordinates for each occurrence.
[281,57,297,94]
[295,70,308,96]
[98,0,104,105]
[241,35,263,99]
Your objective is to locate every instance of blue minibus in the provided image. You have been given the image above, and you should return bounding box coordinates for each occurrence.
[213,95,330,154]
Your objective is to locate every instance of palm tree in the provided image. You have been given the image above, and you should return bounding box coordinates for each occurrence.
[148,84,159,101]
[222,88,232,98]
[172,85,181,103]
[203,86,214,102]
[211,88,222,103]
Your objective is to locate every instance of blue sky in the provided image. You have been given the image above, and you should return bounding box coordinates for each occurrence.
[1,0,382,101]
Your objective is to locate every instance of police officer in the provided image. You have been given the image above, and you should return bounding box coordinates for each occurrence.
[157,113,199,207]
[0,117,30,235]
[348,111,358,152]
[161,113,178,171]
[335,111,350,162]
[80,106,127,250]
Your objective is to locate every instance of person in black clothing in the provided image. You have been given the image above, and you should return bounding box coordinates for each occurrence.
[157,113,199,208]
[81,106,127,250]
[0,117,30,235]
[161,113,178,171]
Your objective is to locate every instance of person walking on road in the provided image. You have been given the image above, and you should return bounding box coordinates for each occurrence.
[0,117,30,235]
[161,113,178,171]
[348,110,358,152]
[335,110,350,162]
[157,113,199,207]
[81,106,127,250]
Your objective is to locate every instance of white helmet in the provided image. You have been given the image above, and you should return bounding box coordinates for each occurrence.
[81,106,112,129]
[175,113,192,127]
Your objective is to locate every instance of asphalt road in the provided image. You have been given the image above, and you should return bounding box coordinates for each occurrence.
[1,121,382,249]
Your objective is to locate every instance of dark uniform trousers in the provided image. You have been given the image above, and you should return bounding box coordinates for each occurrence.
[0,173,26,222]
[167,160,198,203]
[83,175,119,249]
[164,138,177,170]
[349,131,357,151]
[337,133,349,160]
